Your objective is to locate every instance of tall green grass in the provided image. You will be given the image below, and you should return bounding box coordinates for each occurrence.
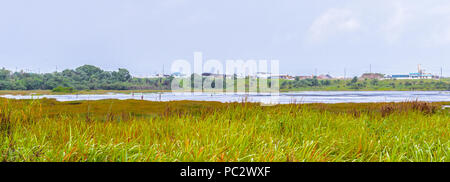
[0,98,449,162]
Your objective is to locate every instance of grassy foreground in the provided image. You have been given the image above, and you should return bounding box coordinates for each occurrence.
[0,98,449,162]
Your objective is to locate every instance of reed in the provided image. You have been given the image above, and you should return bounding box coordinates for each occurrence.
[0,98,448,162]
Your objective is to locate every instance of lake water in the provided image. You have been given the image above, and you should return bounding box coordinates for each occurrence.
[1,91,450,104]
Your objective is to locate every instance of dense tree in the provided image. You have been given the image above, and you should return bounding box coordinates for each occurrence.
[0,68,11,80]
[76,65,103,78]
[351,76,358,84]
[0,65,172,91]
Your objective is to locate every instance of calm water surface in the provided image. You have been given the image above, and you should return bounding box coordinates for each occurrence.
[1,91,450,104]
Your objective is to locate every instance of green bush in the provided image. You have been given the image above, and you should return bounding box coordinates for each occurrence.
[52,86,76,93]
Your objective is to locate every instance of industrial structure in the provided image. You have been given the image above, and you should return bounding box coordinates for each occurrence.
[385,65,438,80]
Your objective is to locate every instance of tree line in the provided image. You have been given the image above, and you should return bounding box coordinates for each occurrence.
[0,65,449,91]
[281,76,450,91]
[0,65,172,91]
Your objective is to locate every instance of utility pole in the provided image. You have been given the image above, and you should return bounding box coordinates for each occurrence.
[160,64,164,91]
[441,67,443,79]
[369,64,372,74]
[344,68,347,80]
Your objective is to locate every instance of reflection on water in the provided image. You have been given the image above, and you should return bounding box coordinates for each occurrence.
[1,91,449,104]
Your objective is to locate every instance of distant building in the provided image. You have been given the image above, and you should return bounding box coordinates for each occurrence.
[256,72,271,79]
[254,72,294,80]
[360,73,384,79]
[386,73,434,79]
[296,76,314,80]
[156,74,171,78]
[171,72,187,78]
[277,74,295,80]
[295,74,332,80]
[270,74,294,80]
[386,65,436,80]
[386,74,410,79]
[408,72,433,79]
[147,74,164,78]
[317,74,333,80]
[202,73,226,79]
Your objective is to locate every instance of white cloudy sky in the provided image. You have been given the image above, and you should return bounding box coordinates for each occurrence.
[0,0,449,77]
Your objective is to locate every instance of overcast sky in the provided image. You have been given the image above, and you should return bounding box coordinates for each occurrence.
[0,0,449,77]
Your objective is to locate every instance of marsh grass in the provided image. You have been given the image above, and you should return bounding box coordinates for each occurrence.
[0,98,448,162]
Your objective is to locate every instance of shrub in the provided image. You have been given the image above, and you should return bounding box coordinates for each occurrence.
[52,86,76,93]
